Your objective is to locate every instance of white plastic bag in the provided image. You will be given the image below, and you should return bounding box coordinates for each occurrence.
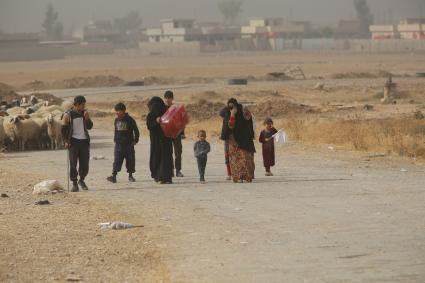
[33,180,64,195]
[273,130,288,145]
[98,222,142,230]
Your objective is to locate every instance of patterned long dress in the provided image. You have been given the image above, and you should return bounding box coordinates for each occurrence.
[228,112,255,183]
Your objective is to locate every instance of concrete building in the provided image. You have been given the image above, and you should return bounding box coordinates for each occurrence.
[241,17,305,50]
[146,19,201,43]
[398,19,425,40]
[370,25,399,40]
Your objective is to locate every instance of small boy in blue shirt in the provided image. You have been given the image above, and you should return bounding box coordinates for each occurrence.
[193,130,211,184]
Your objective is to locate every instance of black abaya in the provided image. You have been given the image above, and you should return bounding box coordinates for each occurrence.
[146,97,173,183]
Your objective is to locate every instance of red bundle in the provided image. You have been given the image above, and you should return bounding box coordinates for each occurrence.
[160,105,189,139]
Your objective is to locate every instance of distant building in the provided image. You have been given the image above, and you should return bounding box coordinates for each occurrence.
[0,33,65,62]
[241,17,305,50]
[398,19,425,40]
[146,19,201,43]
[335,19,361,38]
[83,20,121,42]
[370,19,425,40]
[369,25,399,39]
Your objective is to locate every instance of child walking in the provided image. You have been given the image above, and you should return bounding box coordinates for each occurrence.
[107,102,140,183]
[194,130,211,183]
[259,118,278,176]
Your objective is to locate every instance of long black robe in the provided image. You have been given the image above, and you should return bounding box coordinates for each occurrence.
[146,97,173,183]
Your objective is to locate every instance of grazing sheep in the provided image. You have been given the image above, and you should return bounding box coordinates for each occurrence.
[33,117,50,149]
[46,114,63,150]
[38,105,63,113]
[0,117,5,149]
[6,107,25,116]
[4,116,42,151]
[61,100,73,111]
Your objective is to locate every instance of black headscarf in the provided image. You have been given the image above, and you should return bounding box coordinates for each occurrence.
[148,96,167,117]
[220,98,255,153]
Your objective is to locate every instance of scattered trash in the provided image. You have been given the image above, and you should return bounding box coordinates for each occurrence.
[367,154,386,158]
[35,200,50,205]
[66,275,82,282]
[363,104,374,111]
[1,193,9,198]
[228,78,248,85]
[125,80,145,87]
[33,180,64,195]
[314,82,325,90]
[400,168,408,172]
[328,146,335,151]
[98,222,143,230]
[91,156,106,160]
[414,111,424,120]
[240,241,249,245]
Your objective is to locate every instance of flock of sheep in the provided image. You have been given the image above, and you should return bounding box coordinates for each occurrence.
[0,96,72,151]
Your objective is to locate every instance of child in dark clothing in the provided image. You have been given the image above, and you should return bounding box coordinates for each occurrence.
[194,130,211,184]
[107,103,140,183]
[259,118,278,176]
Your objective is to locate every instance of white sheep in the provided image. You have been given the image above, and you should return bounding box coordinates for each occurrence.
[61,100,73,111]
[4,116,42,151]
[0,117,5,149]
[33,117,50,149]
[46,114,63,150]
[6,107,25,116]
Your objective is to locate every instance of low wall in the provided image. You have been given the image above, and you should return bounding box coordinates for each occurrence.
[0,45,65,62]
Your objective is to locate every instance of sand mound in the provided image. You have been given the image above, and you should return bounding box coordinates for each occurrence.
[251,99,316,119]
[21,80,49,91]
[144,76,175,86]
[331,70,393,79]
[186,99,226,121]
[0,83,19,101]
[56,75,124,89]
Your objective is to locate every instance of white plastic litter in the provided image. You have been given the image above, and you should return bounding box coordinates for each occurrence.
[98,222,142,230]
[273,130,288,145]
[400,168,408,172]
[91,156,106,160]
[33,180,64,195]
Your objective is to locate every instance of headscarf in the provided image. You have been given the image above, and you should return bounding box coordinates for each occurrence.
[148,96,167,117]
[221,98,255,152]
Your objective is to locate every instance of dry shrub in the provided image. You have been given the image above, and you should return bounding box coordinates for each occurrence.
[281,116,425,159]
[185,99,225,121]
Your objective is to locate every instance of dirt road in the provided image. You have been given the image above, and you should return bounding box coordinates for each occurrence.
[1,129,425,282]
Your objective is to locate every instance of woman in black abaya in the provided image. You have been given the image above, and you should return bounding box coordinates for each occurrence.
[146,96,173,184]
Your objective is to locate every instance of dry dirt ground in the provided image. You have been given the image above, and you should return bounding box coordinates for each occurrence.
[1,129,425,282]
[1,52,425,282]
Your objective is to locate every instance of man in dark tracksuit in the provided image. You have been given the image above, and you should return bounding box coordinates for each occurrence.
[62,95,93,192]
[107,103,140,183]
[164,90,185,177]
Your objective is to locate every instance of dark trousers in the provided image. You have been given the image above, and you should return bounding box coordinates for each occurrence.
[172,135,182,172]
[113,143,135,174]
[196,156,207,178]
[69,138,90,182]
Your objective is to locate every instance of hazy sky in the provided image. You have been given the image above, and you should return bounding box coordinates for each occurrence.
[0,0,424,33]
